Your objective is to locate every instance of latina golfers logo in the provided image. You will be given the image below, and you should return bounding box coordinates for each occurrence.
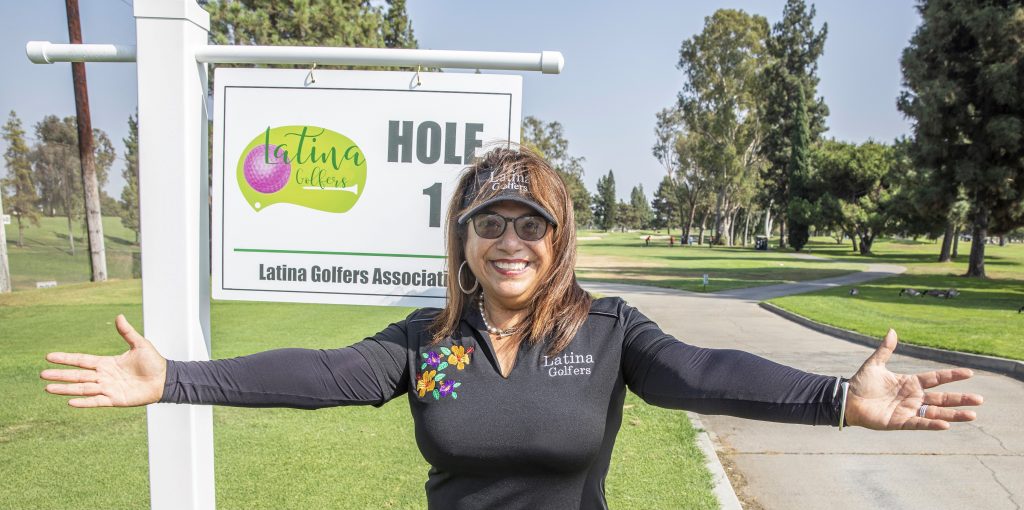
[236,125,367,213]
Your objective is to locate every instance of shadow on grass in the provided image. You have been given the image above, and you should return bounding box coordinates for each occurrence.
[577,265,858,293]
[826,274,1023,313]
[582,245,862,266]
[105,234,137,247]
[50,232,86,255]
[11,228,138,252]
[639,253,848,265]
[816,251,1021,272]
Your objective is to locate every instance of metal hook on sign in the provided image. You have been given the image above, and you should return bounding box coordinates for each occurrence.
[415,65,422,87]
[305,62,317,86]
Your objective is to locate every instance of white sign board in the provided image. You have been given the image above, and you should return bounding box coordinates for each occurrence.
[213,69,522,306]
[2,214,9,225]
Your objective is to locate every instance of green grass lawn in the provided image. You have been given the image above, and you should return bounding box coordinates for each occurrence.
[0,280,715,509]
[575,230,865,292]
[3,216,140,290]
[768,237,1024,361]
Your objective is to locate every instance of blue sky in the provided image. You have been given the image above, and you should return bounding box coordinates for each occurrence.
[1,0,920,200]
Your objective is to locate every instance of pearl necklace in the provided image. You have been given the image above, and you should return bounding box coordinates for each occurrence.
[478,296,520,337]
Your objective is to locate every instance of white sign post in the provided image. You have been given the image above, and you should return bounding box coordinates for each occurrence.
[134,2,215,509]
[25,1,561,507]
[213,69,521,307]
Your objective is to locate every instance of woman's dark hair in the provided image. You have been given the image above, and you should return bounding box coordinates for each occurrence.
[430,144,592,354]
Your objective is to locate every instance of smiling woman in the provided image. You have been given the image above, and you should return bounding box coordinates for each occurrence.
[433,147,591,362]
[42,145,984,510]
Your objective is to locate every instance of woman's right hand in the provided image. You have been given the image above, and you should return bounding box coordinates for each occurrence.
[41,315,167,408]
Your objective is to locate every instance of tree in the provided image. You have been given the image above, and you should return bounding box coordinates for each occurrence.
[653,109,712,242]
[674,131,712,243]
[382,0,417,49]
[204,0,418,59]
[2,112,41,248]
[521,116,592,228]
[0,188,9,292]
[615,199,636,232]
[120,113,140,243]
[651,175,678,232]
[885,137,966,260]
[813,140,896,254]
[593,170,617,231]
[33,116,81,254]
[31,116,114,255]
[898,0,1024,277]
[630,184,653,230]
[677,9,768,246]
[758,0,828,248]
[785,84,812,251]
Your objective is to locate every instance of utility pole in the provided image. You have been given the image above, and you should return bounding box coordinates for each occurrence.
[0,191,11,293]
[65,0,107,281]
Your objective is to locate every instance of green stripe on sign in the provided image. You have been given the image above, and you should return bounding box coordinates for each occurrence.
[234,248,446,259]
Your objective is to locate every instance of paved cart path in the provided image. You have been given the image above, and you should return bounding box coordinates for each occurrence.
[584,269,1023,510]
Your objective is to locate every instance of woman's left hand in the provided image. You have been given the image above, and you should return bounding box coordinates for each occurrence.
[844,329,984,430]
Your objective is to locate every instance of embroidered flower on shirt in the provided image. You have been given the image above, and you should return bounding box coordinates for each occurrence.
[425,351,443,368]
[417,344,472,400]
[416,370,437,397]
[438,379,462,399]
[447,345,473,370]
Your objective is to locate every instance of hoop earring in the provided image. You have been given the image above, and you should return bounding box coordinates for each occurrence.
[457,260,479,294]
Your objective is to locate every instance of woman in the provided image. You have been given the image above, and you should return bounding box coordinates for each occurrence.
[42,146,983,509]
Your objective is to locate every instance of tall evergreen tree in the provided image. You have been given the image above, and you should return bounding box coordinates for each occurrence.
[630,184,653,230]
[615,199,636,232]
[382,0,417,49]
[120,113,140,243]
[0,188,9,292]
[898,0,1024,277]
[885,137,964,260]
[758,0,828,248]
[593,170,617,231]
[786,84,812,251]
[651,175,678,232]
[2,111,40,248]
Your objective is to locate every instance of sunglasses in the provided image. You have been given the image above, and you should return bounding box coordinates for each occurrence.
[471,213,550,241]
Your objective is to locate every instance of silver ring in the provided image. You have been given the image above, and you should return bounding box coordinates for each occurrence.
[917,404,929,418]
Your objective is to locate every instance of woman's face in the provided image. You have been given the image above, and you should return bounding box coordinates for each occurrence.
[464,200,554,311]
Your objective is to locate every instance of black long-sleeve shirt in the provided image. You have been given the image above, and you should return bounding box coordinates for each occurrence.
[161,297,844,509]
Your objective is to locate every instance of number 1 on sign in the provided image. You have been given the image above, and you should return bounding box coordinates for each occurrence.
[423,182,441,228]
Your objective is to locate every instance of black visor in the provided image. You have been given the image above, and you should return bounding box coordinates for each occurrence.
[456,167,557,226]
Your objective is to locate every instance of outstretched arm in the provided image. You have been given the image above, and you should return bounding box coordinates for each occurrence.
[622,304,983,429]
[42,315,408,409]
[626,334,847,425]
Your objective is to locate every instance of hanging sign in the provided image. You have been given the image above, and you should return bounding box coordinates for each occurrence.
[213,68,522,306]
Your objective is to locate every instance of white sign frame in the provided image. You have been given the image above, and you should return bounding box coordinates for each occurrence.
[212,69,522,307]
